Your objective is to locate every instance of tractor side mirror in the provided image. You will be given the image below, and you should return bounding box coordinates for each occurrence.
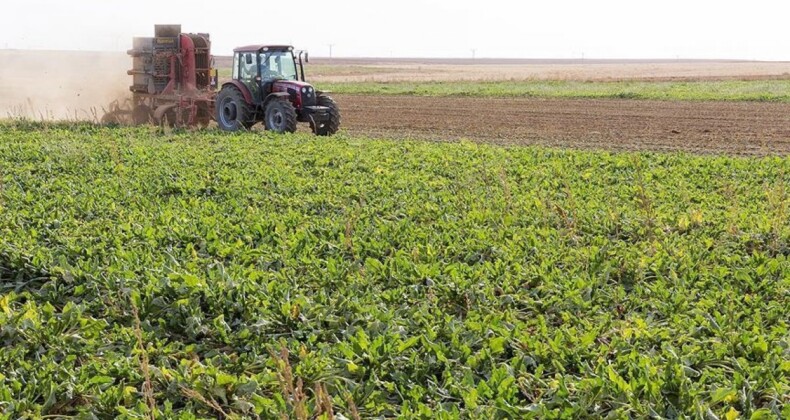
[245,54,253,65]
[304,52,309,63]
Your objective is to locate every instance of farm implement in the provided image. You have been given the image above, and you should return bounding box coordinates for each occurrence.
[102,25,215,127]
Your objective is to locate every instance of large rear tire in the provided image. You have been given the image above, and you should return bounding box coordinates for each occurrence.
[264,99,298,134]
[216,87,253,131]
[311,95,341,136]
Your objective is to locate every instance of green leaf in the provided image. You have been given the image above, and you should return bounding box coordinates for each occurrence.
[398,336,420,353]
[216,372,236,386]
[236,380,258,397]
[182,274,202,288]
[489,337,507,355]
[607,366,632,393]
[355,329,370,352]
[463,388,478,409]
[711,388,737,404]
[752,337,769,355]
[89,376,115,386]
[749,409,774,420]
[0,293,13,315]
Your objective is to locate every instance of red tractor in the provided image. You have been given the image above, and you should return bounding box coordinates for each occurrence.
[215,46,341,135]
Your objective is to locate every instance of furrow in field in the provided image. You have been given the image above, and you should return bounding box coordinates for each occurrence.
[334,95,790,155]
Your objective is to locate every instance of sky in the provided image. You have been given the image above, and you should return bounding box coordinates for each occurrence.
[0,0,788,60]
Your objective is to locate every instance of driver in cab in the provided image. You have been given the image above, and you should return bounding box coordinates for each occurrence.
[260,58,281,80]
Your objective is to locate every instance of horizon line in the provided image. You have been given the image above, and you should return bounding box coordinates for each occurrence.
[1,48,788,63]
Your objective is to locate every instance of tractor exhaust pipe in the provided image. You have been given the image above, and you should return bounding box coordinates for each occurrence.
[298,51,307,82]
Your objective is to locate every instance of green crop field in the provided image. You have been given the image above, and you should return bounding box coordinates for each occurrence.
[321,80,790,102]
[0,123,788,418]
[216,66,790,102]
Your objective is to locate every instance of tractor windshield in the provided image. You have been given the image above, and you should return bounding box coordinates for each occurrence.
[259,51,298,81]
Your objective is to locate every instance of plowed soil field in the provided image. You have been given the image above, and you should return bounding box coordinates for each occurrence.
[334,95,790,155]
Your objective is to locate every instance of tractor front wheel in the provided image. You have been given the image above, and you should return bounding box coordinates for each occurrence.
[216,87,253,131]
[311,95,341,136]
[264,99,297,134]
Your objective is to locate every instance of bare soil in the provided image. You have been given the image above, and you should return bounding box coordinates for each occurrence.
[334,95,790,156]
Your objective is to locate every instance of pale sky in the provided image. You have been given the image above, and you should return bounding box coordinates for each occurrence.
[1,0,787,60]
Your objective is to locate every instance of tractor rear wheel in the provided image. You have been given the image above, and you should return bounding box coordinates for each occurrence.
[264,99,297,134]
[216,87,253,131]
[311,95,341,136]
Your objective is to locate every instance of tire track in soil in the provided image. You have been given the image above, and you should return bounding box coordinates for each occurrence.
[334,95,790,156]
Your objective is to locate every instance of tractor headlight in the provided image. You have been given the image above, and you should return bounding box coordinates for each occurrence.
[302,87,307,93]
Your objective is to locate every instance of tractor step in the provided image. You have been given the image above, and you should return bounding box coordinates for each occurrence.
[302,105,331,114]
[302,105,331,122]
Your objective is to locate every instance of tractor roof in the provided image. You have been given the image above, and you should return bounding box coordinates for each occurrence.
[233,45,294,53]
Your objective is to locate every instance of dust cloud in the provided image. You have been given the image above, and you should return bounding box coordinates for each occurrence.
[0,50,130,121]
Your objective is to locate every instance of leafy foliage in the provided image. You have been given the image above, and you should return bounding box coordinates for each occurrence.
[0,123,788,418]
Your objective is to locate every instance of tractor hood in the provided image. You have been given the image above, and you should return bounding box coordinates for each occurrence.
[273,79,314,90]
[271,79,318,108]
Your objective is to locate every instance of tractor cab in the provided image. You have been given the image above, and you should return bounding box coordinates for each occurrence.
[216,45,340,135]
[233,45,303,102]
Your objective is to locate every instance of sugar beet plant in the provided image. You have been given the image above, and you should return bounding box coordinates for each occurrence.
[0,122,787,418]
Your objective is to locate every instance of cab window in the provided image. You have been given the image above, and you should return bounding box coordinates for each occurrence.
[259,51,297,80]
[239,53,256,81]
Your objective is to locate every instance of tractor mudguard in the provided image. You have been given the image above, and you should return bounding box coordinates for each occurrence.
[221,81,254,104]
[263,92,290,108]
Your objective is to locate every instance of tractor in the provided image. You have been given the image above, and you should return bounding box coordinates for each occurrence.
[215,45,340,135]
